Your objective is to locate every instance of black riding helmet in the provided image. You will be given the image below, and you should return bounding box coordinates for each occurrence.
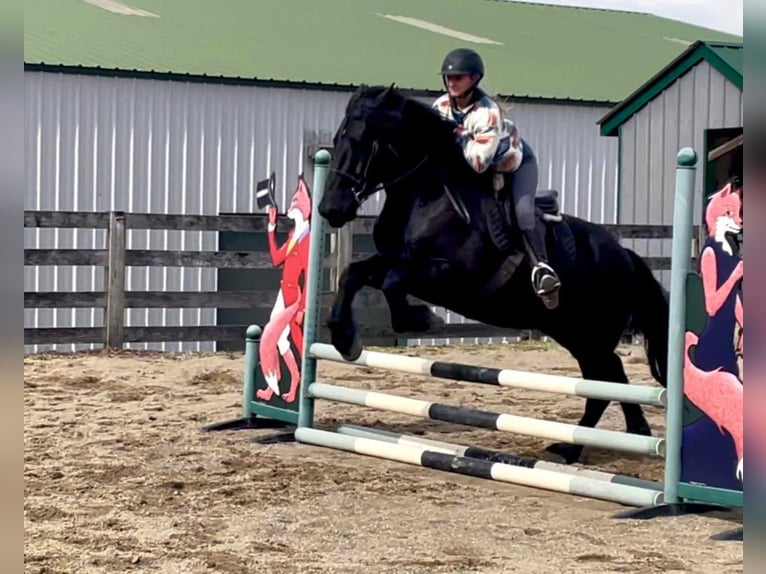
[440,48,484,101]
[440,48,485,80]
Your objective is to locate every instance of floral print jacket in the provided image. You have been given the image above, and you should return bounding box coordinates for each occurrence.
[433,91,524,174]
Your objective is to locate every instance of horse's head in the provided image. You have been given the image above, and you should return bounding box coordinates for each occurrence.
[320,84,425,227]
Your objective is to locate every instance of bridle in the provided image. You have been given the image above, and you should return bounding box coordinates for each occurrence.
[329,110,430,206]
[329,138,430,206]
[328,109,472,226]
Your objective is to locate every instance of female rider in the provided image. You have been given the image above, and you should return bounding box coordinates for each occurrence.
[433,47,561,308]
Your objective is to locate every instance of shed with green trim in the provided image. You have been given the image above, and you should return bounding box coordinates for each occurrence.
[597,41,742,286]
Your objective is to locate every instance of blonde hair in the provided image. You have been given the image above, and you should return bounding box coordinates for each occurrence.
[496,94,513,118]
[481,89,512,119]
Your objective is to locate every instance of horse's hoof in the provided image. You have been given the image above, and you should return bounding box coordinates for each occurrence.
[544,443,583,465]
[341,332,364,362]
[328,321,363,362]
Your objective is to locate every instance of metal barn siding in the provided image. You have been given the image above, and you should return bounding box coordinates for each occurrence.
[24,71,349,353]
[617,61,743,289]
[493,99,620,222]
[25,71,618,352]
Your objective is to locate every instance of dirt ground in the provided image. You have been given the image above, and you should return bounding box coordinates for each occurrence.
[24,341,743,574]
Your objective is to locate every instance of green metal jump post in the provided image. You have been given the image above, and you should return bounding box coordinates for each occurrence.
[297,149,332,428]
[241,325,263,419]
[663,147,698,505]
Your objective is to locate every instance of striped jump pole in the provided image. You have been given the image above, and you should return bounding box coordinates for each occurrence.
[307,382,665,457]
[295,427,664,508]
[336,424,663,492]
[310,342,666,406]
[290,148,674,510]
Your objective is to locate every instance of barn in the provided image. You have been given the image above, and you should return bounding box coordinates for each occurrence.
[23,0,742,352]
[597,39,743,287]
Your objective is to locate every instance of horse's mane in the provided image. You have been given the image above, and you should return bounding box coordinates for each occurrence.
[347,85,463,158]
[343,84,496,199]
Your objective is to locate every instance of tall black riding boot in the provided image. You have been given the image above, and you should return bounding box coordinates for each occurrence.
[522,224,561,309]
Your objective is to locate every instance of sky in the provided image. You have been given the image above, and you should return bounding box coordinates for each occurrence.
[513,0,743,36]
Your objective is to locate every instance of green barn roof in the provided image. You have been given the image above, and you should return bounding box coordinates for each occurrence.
[598,40,743,136]
[24,0,742,103]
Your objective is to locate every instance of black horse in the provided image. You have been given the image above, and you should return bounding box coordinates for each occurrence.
[318,85,669,464]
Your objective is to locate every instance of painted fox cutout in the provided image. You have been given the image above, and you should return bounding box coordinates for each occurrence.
[256,175,312,404]
[683,179,744,482]
[702,180,743,315]
[684,330,743,481]
[701,180,743,372]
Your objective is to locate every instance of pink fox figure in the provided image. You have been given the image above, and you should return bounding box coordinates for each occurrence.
[699,181,743,376]
[682,180,744,484]
[701,182,743,331]
[684,330,743,480]
[256,176,312,404]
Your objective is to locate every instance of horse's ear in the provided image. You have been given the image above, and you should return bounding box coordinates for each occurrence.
[379,83,397,103]
[373,85,390,104]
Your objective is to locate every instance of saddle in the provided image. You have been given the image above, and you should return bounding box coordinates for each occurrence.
[480,186,575,267]
[439,178,577,282]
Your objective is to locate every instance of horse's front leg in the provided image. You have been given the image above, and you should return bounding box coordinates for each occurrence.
[328,255,443,360]
[380,266,444,334]
[328,255,393,361]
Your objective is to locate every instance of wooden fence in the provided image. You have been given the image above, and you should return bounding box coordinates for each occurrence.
[24,210,696,351]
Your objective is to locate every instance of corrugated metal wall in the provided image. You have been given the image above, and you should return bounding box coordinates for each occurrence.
[617,61,743,289]
[25,71,618,352]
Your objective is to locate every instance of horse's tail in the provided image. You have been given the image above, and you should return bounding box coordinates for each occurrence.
[627,249,669,387]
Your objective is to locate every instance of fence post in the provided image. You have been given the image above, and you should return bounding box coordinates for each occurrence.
[105,211,127,350]
[298,149,331,428]
[663,147,697,505]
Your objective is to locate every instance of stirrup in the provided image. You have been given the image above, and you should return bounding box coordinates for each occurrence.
[531,262,561,310]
